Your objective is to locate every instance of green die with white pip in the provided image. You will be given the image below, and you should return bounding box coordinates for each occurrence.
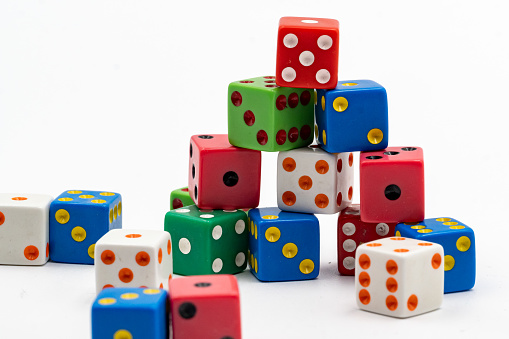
[228,76,314,152]
[164,205,248,275]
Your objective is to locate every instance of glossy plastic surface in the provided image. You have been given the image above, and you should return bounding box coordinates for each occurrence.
[49,190,122,264]
[169,275,241,339]
[189,134,261,209]
[395,217,475,293]
[165,205,248,276]
[228,76,314,152]
[91,287,168,339]
[337,205,396,275]
[359,147,424,223]
[276,17,339,89]
[248,207,319,282]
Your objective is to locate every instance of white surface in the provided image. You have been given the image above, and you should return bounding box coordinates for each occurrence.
[0,0,507,338]
[95,229,173,292]
[355,237,444,318]
[277,147,354,213]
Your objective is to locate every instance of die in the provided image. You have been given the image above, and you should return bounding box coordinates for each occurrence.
[395,217,475,293]
[248,207,319,281]
[277,145,353,214]
[95,229,173,292]
[92,287,168,339]
[315,80,389,153]
[49,190,122,264]
[189,134,261,209]
[359,147,425,223]
[228,76,314,152]
[169,275,241,339]
[0,194,52,265]
[170,187,194,210]
[337,205,396,275]
[164,205,248,276]
[276,17,339,89]
[355,237,444,318]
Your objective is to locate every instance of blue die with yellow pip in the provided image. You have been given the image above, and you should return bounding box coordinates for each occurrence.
[49,190,122,264]
[248,207,319,282]
[92,287,168,339]
[315,80,388,153]
[395,217,476,293]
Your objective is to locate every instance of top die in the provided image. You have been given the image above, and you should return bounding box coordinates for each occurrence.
[276,17,339,89]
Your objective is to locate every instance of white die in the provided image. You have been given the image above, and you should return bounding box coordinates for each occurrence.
[355,237,444,318]
[277,146,354,214]
[95,229,173,293]
[0,194,52,265]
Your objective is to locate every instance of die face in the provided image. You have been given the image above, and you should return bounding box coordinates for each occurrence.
[169,275,241,339]
[170,187,194,210]
[49,190,122,264]
[355,237,444,318]
[395,217,476,293]
[92,287,168,339]
[0,194,52,265]
[95,229,173,292]
[316,80,389,153]
[228,76,314,151]
[337,205,396,275]
[359,147,424,223]
[248,207,320,281]
[277,146,353,214]
[164,206,248,276]
[276,17,339,89]
[189,134,261,209]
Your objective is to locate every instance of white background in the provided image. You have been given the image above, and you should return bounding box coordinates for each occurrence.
[1,0,508,338]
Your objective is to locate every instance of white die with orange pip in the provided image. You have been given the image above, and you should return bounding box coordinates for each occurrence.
[355,237,444,318]
[0,194,52,265]
[277,145,353,214]
[95,229,173,293]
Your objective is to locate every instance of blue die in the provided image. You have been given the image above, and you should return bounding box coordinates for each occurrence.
[92,287,168,339]
[395,217,475,293]
[248,207,319,282]
[49,190,122,264]
[315,80,388,153]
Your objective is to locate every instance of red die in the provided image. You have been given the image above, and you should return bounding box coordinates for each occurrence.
[337,205,396,275]
[359,146,425,223]
[170,275,241,339]
[189,134,261,210]
[276,17,339,89]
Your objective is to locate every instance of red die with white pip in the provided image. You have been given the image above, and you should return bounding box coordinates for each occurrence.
[360,147,425,223]
[170,274,241,339]
[95,229,173,292]
[276,17,339,89]
[277,145,353,214]
[189,134,261,210]
[355,237,444,318]
[337,205,397,275]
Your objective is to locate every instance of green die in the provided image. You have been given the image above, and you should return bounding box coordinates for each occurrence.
[170,187,195,210]
[164,205,248,276]
[228,76,314,151]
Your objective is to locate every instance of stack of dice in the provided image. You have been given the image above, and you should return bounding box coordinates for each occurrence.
[165,16,476,319]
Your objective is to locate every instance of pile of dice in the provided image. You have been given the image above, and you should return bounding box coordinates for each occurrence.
[0,16,476,339]
[167,15,476,319]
